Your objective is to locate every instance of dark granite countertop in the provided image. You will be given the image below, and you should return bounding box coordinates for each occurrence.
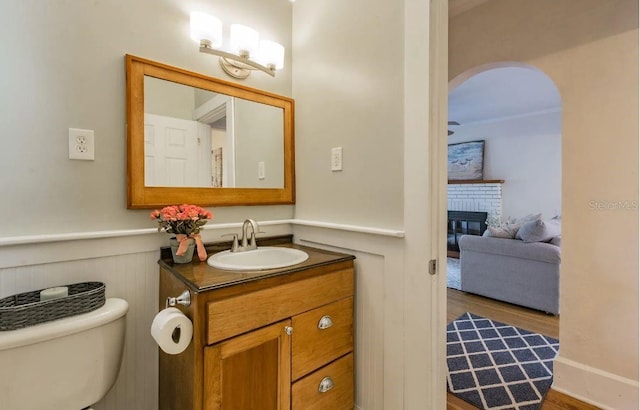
[158,235,355,293]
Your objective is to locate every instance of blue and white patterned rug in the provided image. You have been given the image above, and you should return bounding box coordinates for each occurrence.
[447,312,560,409]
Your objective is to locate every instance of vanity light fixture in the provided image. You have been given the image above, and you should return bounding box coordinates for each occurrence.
[190,11,285,79]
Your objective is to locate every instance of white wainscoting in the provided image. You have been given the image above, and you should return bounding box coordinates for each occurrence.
[0,223,292,410]
[0,244,162,410]
[0,221,404,410]
[293,225,406,410]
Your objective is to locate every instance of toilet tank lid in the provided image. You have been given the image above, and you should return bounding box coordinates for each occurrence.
[0,298,128,351]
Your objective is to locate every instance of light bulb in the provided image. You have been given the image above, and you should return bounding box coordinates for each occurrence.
[257,40,285,70]
[190,12,222,48]
[230,24,260,58]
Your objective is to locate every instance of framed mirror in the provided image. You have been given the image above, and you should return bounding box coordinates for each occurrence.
[125,54,295,208]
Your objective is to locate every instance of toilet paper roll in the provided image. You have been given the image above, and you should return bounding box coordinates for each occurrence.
[151,307,193,355]
[40,286,69,301]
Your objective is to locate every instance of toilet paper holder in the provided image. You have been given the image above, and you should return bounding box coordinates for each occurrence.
[166,290,191,308]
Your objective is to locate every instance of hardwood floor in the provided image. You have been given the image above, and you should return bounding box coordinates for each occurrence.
[446,289,600,410]
[447,288,558,339]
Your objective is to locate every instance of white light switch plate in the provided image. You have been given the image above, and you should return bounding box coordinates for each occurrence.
[331,147,343,171]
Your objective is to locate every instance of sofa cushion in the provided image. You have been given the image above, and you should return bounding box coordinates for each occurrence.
[517,218,561,243]
[458,235,561,264]
[487,213,542,239]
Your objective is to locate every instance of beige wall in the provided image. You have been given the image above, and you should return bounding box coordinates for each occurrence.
[0,0,293,237]
[450,0,639,407]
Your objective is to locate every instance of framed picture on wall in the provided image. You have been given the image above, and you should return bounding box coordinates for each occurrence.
[448,140,485,180]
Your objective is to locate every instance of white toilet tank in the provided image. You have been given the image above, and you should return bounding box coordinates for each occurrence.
[0,298,128,410]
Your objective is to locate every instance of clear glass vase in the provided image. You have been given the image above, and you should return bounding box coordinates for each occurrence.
[169,237,196,264]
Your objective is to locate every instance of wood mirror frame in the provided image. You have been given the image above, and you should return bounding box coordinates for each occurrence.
[125,54,295,209]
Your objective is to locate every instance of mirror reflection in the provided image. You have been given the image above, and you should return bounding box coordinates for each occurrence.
[144,77,284,188]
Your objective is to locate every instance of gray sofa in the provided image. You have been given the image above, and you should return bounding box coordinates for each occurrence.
[458,234,560,314]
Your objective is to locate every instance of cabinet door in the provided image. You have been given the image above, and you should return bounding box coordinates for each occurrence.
[204,320,291,410]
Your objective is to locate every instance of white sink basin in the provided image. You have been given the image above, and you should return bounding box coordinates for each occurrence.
[207,247,309,271]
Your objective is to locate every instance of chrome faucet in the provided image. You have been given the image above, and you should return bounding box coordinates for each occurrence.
[228,219,260,252]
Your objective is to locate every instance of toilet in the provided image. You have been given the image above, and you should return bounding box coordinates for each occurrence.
[0,298,129,410]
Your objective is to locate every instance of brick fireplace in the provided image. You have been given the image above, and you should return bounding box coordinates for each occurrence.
[447,180,504,254]
[447,181,503,224]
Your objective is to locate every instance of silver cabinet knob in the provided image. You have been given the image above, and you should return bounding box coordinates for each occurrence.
[284,326,294,336]
[317,315,334,330]
[318,376,334,393]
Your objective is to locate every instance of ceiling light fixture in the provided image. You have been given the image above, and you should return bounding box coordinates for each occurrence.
[190,11,285,79]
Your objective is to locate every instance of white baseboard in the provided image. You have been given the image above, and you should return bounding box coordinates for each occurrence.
[553,356,639,410]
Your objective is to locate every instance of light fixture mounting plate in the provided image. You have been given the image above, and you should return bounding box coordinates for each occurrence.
[219,57,251,79]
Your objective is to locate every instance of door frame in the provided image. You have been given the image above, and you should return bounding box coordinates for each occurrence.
[429,0,449,407]
[402,0,448,408]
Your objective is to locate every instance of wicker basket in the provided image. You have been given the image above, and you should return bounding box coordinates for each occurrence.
[0,282,106,331]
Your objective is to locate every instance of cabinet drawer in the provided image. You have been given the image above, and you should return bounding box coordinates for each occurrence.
[292,353,354,410]
[207,269,353,344]
[292,297,353,380]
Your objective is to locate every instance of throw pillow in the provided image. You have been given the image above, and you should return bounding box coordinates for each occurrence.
[514,213,543,240]
[515,213,543,225]
[487,223,521,239]
[517,218,561,243]
[485,213,541,239]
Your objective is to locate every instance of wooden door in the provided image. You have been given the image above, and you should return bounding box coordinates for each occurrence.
[203,320,291,410]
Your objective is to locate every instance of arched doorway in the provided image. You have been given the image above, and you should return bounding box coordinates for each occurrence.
[445,63,564,408]
[449,64,562,226]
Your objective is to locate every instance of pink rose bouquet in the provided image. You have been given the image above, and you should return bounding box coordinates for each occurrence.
[150,204,213,261]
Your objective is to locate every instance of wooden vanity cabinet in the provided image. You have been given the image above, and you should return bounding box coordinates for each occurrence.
[158,247,355,410]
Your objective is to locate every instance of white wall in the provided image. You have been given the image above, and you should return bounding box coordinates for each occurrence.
[0,0,294,238]
[293,0,444,408]
[292,2,408,408]
[0,1,295,409]
[449,110,562,220]
[450,1,639,408]
[234,99,284,188]
[291,0,405,230]
[144,76,196,120]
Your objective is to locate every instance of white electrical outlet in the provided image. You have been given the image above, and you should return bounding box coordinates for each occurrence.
[69,128,95,160]
[258,161,265,180]
[331,147,343,171]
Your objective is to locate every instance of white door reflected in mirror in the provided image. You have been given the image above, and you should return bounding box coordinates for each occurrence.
[143,76,284,189]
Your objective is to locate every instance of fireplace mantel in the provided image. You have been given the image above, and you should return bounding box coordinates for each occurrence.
[448,179,505,185]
